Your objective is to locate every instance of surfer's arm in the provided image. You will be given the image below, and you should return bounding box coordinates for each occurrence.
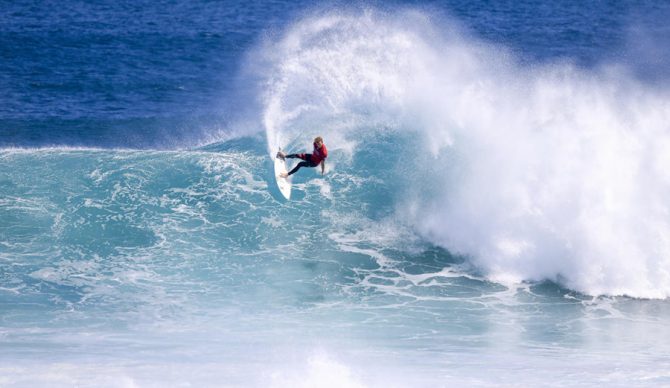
[320,160,325,175]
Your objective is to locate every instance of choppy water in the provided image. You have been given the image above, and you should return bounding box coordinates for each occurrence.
[2,1,670,386]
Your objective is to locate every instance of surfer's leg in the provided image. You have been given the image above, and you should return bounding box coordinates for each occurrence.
[287,153,310,160]
[287,161,310,176]
[288,158,320,176]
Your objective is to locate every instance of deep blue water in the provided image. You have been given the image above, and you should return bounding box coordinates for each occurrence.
[2,0,668,148]
[2,1,670,387]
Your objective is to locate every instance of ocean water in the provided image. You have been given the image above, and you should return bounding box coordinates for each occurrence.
[2,1,670,386]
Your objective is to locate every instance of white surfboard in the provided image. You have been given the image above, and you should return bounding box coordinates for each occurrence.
[274,150,291,200]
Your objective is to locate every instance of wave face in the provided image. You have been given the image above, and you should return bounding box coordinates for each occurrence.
[3,143,670,387]
[257,9,670,299]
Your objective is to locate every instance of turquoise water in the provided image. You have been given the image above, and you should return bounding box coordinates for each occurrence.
[3,1,670,387]
[3,144,670,386]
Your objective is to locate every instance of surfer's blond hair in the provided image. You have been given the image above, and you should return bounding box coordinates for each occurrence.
[314,136,323,144]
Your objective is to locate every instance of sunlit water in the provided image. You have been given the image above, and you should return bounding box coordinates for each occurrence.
[2,1,670,386]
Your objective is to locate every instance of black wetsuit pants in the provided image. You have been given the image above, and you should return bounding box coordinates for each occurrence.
[286,154,318,176]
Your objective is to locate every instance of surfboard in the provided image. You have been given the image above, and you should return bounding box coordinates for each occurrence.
[274,150,291,200]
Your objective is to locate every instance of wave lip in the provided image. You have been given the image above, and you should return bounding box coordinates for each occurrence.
[254,8,670,299]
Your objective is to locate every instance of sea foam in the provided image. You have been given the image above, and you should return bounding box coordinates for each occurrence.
[256,9,670,298]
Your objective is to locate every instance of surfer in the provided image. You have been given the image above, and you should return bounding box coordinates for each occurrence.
[277,136,328,177]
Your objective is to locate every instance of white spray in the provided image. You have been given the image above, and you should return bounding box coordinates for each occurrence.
[256,9,670,298]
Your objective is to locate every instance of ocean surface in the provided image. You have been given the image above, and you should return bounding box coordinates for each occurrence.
[2,1,670,386]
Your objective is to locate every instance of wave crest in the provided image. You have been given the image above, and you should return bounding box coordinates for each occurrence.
[255,9,670,298]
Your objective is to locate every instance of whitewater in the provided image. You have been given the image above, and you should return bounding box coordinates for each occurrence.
[2,6,670,388]
[260,9,670,298]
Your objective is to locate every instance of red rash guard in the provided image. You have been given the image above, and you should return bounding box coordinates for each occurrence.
[297,142,328,165]
[310,142,327,164]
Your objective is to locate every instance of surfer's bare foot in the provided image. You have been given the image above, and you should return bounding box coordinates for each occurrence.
[276,151,286,160]
[279,172,288,178]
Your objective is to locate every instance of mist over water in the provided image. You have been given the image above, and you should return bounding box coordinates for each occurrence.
[257,9,670,298]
